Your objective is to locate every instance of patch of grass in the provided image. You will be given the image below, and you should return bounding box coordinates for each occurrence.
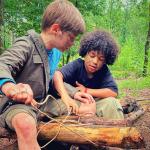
[117,76,150,90]
[117,76,150,98]
[111,70,135,79]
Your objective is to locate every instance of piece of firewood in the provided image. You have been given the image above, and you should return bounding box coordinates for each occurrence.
[0,138,18,150]
[38,122,144,149]
[55,108,145,126]
[0,108,145,149]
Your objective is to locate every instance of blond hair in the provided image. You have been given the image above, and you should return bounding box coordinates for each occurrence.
[42,0,85,35]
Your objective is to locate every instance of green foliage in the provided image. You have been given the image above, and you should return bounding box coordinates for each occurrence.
[117,76,150,90]
[3,0,52,38]
[1,0,150,84]
[110,36,146,77]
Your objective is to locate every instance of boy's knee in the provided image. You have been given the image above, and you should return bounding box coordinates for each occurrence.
[79,101,96,116]
[12,113,36,137]
[102,97,121,108]
[43,98,68,116]
[104,97,116,102]
[96,97,124,119]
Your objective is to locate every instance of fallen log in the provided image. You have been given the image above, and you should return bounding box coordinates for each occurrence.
[0,108,146,149]
[53,108,145,126]
[0,120,145,149]
[38,122,144,149]
[37,108,145,149]
[0,127,16,138]
[0,138,17,150]
[0,128,17,150]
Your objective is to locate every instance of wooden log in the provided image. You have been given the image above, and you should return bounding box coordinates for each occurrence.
[0,108,145,149]
[55,108,145,126]
[0,127,16,138]
[0,138,18,150]
[0,128,17,150]
[38,122,144,149]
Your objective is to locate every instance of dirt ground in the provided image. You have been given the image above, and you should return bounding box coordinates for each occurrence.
[122,88,150,101]
[122,88,150,150]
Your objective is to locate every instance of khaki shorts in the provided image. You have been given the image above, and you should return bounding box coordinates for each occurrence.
[0,96,124,130]
[40,98,81,117]
[41,96,124,119]
[96,97,124,119]
[0,104,37,130]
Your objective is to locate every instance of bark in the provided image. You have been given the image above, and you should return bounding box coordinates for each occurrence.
[38,122,144,149]
[66,51,71,64]
[62,54,65,66]
[0,138,17,150]
[0,0,4,54]
[0,108,145,149]
[55,108,145,126]
[0,127,15,138]
[143,3,150,76]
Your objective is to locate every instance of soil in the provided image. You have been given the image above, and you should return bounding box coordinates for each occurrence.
[122,88,150,150]
[122,88,150,102]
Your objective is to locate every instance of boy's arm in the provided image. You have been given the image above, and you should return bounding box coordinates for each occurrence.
[53,71,79,114]
[86,88,117,98]
[63,82,79,98]
[1,82,37,105]
[76,82,117,99]
[76,65,118,99]
[53,71,95,114]
[0,38,36,105]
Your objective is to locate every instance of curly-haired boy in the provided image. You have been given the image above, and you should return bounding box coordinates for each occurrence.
[53,29,124,119]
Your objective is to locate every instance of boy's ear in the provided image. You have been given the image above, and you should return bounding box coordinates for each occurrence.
[49,24,62,35]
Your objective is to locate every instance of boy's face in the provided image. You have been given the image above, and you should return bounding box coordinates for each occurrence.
[58,31,76,52]
[46,24,76,52]
[84,50,105,74]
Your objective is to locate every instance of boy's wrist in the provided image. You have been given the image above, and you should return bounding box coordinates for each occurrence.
[0,79,16,95]
[1,82,16,95]
[84,87,88,93]
[64,82,79,98]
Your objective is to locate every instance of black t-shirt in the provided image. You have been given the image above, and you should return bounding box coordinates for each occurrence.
[59,58,118,93]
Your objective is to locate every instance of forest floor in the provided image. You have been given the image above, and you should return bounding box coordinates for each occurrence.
[121,88,150,150]
[121,88,150,102]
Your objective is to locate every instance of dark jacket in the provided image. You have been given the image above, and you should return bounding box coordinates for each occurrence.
[0,30,50,113]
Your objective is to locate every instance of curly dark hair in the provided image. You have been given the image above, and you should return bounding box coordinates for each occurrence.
[79,29,119,65]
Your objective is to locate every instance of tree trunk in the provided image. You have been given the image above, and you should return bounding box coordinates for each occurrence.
[121,3,129,44]
[109,0,113,30]
[66,51,71,64]
[0,0,4,54]
[62,54,65,66]
[75,0,78,8]
[143,3,150,76]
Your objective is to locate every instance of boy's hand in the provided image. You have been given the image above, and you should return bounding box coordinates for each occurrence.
[76,81,86,92]
[74,92,94,104]
[2,82,36,105]
[62,95,79,115]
